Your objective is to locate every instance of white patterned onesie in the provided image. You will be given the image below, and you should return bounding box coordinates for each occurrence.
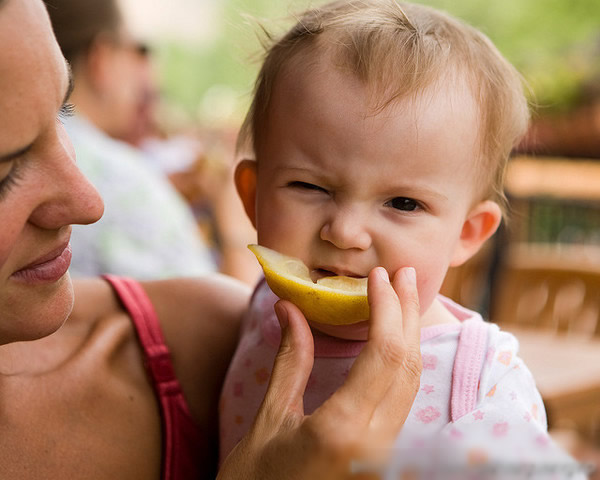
[220,280,588,479]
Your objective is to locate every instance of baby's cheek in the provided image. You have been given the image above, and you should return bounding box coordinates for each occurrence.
[414,263,450,312]
[415,277,439,314]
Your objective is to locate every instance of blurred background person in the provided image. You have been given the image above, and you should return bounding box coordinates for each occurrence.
[47,0,259,283]
[105,27,260,285]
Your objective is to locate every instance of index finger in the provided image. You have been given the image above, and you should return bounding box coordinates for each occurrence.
[317,267,421,427]
[369,267,422,438]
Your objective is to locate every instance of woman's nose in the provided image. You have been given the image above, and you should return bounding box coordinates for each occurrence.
[27,127,104,229]
[319,205,372,251]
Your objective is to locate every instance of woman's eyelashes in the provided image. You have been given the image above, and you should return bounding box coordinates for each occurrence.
[288,181,328,193]
[0,161,24,200]
[58,103,75,123]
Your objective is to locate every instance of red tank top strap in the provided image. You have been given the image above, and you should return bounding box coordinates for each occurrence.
[103,275,202,480]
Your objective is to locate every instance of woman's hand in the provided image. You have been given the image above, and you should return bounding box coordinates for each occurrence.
[217,266,422,479]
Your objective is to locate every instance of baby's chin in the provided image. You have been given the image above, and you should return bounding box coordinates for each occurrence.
[309,319,370,341]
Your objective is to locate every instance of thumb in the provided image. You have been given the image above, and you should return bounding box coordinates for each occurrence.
[255,300,315,430]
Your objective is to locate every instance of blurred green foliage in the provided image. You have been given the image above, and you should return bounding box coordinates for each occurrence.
[154,0,600,125]
[424,0,600,113]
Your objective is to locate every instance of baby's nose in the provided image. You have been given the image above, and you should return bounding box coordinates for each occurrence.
[319,206,372,250]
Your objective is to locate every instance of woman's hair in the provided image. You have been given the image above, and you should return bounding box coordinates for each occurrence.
[45,0,122,64]
[239,0,530,209]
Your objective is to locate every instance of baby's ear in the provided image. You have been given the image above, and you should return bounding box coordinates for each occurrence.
[234,159,258,228]
[450,200,502,267]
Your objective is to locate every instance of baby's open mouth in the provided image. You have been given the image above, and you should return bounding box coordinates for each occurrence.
[310,269,335,282]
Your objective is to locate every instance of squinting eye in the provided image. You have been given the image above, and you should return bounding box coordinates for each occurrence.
[386,197,420,212]
[288,181,328,193]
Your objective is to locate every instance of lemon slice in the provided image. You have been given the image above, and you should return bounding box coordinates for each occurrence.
[249,244,369,325]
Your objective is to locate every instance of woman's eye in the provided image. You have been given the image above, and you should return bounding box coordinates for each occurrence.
[288,181,328,193]
[0,145,30,200]
[386,197,420,212]
[0,162,24,200]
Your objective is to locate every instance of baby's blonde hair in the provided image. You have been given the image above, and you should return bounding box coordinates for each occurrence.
[239,0,530,211]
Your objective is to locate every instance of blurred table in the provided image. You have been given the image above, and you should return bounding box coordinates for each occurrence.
[507,155,600,201]
[507,327,600,444]
[505,156,600,244]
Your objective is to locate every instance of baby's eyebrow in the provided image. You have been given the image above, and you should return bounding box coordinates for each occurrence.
[407,188,448,201]
[384,183,448,201]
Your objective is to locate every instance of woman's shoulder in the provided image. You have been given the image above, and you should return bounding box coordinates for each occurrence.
[71,274,251,468]
[141,275,251,398]
[72,273,251,396]
[140,274,251,387]
[70,274,251,335]
[141,274,252,465]
[70,277,124,325]
[140,273,251,327]
[0,277,163,479]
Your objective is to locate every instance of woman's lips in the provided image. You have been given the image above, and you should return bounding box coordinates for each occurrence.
[10,242,72,285]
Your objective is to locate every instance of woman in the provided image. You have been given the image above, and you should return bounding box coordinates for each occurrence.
[0,0,422,478]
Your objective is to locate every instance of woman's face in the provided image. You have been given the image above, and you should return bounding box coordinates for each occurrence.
[0,0,103,345]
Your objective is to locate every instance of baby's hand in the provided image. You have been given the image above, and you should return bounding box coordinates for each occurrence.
[218,266,422,479]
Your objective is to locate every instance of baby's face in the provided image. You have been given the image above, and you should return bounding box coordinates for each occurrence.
[243,60,499,321]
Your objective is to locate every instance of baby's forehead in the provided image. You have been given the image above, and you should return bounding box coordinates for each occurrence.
[272,48,479,130]
[266,60,478,147]
[277,38,476,108]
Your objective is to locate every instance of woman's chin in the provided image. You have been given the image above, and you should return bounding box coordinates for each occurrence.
[0,274,74,345]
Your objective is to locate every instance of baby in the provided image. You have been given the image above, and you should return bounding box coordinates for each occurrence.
[220,0,585,476]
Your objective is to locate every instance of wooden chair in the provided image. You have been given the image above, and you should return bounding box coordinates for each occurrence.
[490,245,600,444]
[492,246,600,337]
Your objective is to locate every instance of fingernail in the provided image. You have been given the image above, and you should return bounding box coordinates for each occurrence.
[274,302,289,330]
[403,267,416,284]
[377,267,389,282]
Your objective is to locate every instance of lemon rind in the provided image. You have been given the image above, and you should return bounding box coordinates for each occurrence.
[249,244,370,325]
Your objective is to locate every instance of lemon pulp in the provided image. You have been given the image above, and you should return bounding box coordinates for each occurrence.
[249,244,369,325]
